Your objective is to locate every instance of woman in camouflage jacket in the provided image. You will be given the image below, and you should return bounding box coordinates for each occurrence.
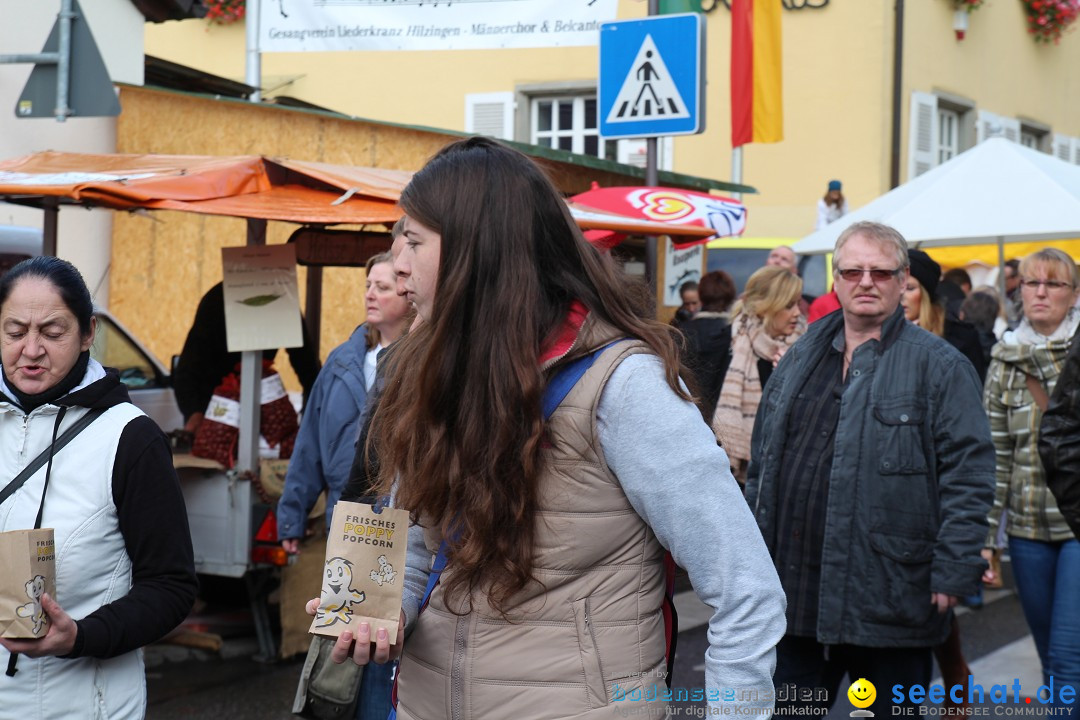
[983,248,1080,709]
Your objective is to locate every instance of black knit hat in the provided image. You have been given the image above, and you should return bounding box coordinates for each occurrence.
[907,249,940,297]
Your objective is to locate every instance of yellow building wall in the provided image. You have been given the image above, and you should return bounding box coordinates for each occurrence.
[145,2,1080,244]
[902,1,1080,181]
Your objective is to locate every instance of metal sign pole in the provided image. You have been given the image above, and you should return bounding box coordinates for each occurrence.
[644,0,660,291]
[246,0,262,102]
[54,0,74,121]
[0,0,74,122]
[236,219,268,477]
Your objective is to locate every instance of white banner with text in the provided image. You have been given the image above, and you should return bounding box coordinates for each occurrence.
[259,0,617,52]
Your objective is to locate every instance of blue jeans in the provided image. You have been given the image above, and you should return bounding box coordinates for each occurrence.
[1009,536,1080,710]
[355,660,395,720]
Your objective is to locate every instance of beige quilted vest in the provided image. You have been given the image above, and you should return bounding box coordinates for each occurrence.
[396,324,669,720]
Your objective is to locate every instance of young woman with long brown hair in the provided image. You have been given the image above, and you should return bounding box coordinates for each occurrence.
[318,137,785,719]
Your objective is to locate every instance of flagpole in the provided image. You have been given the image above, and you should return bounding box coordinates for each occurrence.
[731,145,743,201]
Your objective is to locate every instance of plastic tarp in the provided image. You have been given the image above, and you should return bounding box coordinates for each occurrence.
[793,138,1080,255]
[0,151,714,239]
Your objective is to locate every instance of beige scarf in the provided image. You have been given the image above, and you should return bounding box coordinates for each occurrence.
[711,313,804,477]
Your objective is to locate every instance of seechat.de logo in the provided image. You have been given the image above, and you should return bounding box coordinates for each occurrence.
[890,676,1076,714]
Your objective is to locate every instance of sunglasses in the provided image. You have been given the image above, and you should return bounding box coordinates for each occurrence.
[1020,278,1075,292]
[835,267,903,283]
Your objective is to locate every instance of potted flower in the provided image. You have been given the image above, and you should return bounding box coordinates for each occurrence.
[952,0,986,39]
[1021,0,1080,43]
[204,0,245,25]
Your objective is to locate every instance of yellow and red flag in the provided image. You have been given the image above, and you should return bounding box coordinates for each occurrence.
[731,0,783,147]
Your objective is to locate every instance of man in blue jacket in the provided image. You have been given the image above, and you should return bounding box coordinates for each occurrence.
[745,221,995,715]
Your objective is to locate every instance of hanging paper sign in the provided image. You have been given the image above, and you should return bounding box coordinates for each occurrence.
[222,244,303,352]
[662,238,705,308]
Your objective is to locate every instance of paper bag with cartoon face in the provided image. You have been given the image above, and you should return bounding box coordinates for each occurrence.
[309,501,408,643]
[0,528,56,639]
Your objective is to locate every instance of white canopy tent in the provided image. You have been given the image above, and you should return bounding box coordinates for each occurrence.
[793,138,1080,298]
[795,138,1080,254]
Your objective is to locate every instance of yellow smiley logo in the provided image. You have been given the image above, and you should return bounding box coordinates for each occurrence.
[847,678,876,709]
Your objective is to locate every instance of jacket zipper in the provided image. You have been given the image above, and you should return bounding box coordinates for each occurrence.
[584,597,607,704]
[451,613,467,720]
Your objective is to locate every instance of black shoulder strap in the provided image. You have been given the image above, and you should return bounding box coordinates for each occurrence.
[0,407,107,508]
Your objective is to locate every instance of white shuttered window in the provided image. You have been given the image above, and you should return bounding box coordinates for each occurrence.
[464,92,514,140]
[938,109,960,164]
[908,92,938,180]
[1053,134,1073,162]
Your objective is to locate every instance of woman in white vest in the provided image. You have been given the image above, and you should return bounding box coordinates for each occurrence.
[0,256,197,720]
[315,137,786,719]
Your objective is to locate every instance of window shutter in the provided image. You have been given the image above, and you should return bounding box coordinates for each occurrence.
[976,110,1000,143]
[464,92,514,140]
[908,92,937,180]
[1053,134,1073,162]
[1000,116,1021,143]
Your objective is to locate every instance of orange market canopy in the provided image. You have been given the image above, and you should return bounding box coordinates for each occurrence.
[0,151,715,240]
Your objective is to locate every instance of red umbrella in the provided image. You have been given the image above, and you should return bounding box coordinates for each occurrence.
[571,185,748,249]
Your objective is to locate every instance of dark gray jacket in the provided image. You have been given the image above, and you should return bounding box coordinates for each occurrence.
[746,307,995,648]
[1039,328,1080,539]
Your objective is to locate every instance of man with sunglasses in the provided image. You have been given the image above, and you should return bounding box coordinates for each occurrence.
[745,221,995,714]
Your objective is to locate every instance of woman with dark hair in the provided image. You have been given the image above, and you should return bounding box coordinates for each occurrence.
[679,269,736,418]
[0,257,196,719]
[901,251,985,706]
[960,290,1001,370]
[903,250,987,381]
[316,138,786,719]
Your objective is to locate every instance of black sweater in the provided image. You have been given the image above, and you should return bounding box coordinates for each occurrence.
[683,317,772,420]
[4,371,198,659]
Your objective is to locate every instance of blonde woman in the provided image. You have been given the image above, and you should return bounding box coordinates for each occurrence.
[711,265,805,483]
[984,248,1080,711]
[902,250,987,381]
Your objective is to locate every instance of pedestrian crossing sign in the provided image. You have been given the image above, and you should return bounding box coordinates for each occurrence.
[599,13,705,140]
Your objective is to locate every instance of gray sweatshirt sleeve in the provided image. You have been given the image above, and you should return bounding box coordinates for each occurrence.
[401,521,431,633]
[596,353,787,714]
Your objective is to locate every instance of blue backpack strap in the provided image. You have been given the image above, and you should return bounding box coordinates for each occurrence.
[541,340,622,419]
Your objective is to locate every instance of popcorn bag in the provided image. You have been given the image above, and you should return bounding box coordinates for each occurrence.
[309,501,408,643]
[0,528,56,639]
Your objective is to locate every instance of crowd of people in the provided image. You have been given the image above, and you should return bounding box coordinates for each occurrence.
[1,138,1077,720]
[303,147,1078,718]
[672,227,1080,715]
